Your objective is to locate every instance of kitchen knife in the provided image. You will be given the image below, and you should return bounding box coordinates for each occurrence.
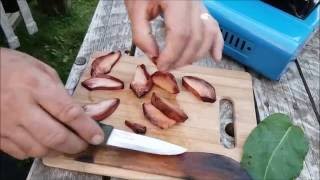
[98,123,187,155]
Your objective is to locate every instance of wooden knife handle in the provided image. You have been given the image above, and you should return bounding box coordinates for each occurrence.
[97,123,113,145]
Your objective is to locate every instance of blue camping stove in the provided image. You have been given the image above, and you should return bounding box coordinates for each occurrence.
[204,0,319,80]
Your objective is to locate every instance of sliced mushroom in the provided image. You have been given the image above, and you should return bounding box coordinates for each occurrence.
[151,71,179,94]
[151,93,188,122]
[130,64,153,98]
[91,51,121,76]
[81,75,124,91]
[142,103,176,129]
[182,76,216,103]
[83,98,120,121]
[125,120,147,135]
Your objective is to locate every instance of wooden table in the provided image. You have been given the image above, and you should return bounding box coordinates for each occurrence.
[27,1,319,179]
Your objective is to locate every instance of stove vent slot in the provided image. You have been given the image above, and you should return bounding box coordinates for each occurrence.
[220,28,253,54]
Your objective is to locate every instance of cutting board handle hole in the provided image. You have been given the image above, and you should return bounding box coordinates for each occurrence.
[225,123,234,137]
[219,99,235,149]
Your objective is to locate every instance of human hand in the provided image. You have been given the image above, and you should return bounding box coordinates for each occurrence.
[0,48,104,159]
[125,0,224,71]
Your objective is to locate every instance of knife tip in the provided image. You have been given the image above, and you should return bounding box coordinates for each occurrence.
[163,147,187,156]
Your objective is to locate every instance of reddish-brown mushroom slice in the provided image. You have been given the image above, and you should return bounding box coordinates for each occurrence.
[151,71,179,94]
[182,76,216,103]
[91,51,121,76]
[83,98,120,121]
[142,103,176,129]
[130,64,153,98]
[82,74,124,91]
[125,120,147,135]
[151,93,188,122]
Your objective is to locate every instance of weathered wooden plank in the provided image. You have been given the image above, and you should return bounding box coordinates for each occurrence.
[297,30,320,115]
[26,159,103,180]
[28,0,132,179]
[76,0,131,59]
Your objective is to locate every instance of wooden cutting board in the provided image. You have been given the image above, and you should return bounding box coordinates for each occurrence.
[43,55,256,179]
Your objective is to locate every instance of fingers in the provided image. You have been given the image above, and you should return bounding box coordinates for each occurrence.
[172,2,203,68]
[125,0,223,70]
[156,1,191,71]
[156,1,224,70]
[127,1,159,59]
[196,17,222,61]
[211,27,224,61]
[1,133,59,158]
[10,126,48,157]
[0,137,27,160]
[132,18,159,60]
[38,62,62,83]
[21,104,88,154]
[34,82,104,146]
[45,150,60,158]
[1,49,95,158]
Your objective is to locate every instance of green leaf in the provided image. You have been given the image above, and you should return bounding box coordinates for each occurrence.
[240,113,309,180]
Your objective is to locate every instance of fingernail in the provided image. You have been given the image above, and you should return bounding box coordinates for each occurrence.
[91,134,104,145]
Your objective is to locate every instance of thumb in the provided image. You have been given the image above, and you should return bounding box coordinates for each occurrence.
[129,6,159,61]
[34,82,105,146]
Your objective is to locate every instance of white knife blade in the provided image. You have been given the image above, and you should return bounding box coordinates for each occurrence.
[99,123,187,155]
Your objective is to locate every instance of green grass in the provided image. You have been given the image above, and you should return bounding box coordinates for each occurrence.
[1,0,98,82]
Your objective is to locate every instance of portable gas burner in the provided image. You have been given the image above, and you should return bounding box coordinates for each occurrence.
[204,0,319,80]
